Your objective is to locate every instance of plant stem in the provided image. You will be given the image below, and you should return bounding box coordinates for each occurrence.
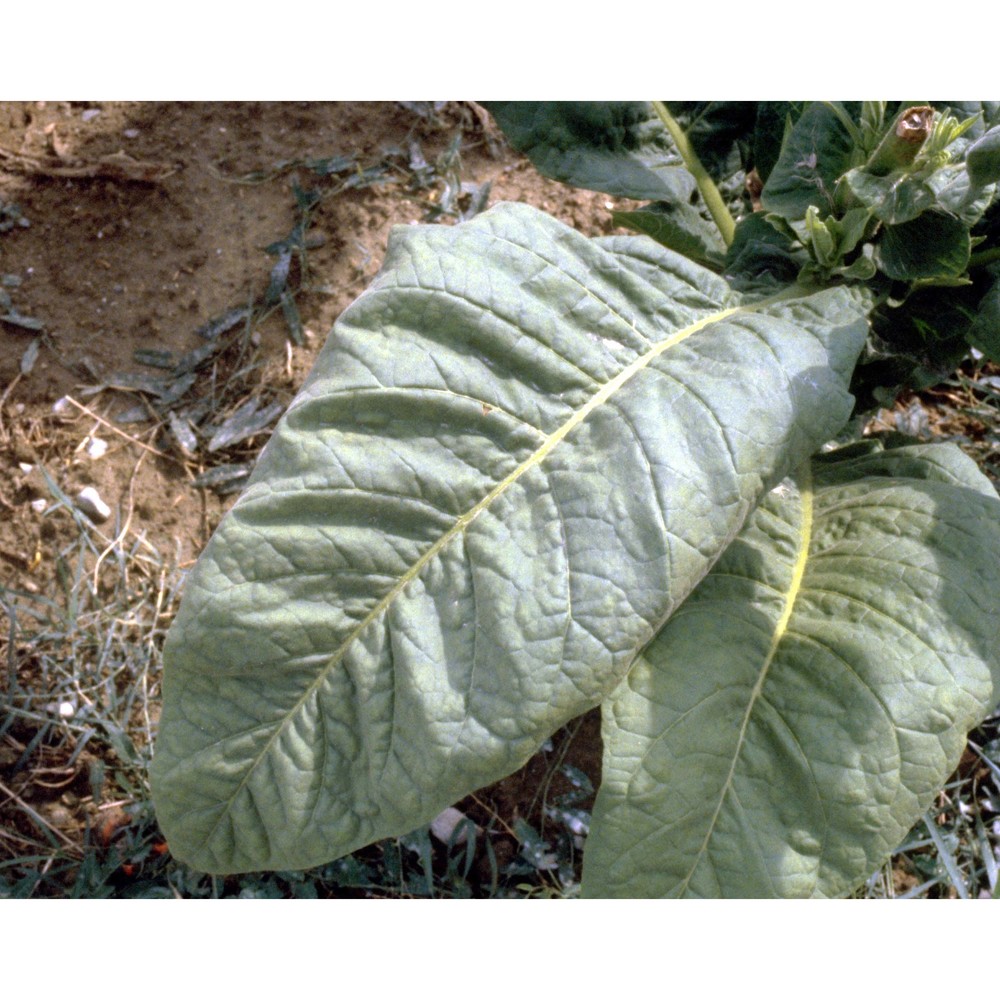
[652,100,736,247]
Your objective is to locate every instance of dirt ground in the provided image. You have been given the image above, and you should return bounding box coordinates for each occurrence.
[0,102,626,572]
[0,102,623,876]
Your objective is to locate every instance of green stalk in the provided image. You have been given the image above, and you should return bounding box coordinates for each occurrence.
[652,100,736,247]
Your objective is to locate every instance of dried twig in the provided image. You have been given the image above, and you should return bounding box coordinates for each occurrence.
[0,146,179,183]
[62,396,187,470]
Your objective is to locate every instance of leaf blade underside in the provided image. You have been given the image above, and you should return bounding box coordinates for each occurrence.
[150,203,868,874]
[584,441,1000,898]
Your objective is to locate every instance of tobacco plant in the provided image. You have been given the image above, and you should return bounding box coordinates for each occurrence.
[151,102,1000,897]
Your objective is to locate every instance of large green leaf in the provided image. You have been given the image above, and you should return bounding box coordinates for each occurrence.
[842,167,936,225]
[485,102,697,203]
[150,202,868,874]
[761,102,860,221]
[584,440,1000,898]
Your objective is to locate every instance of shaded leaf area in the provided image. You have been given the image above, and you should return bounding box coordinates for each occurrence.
[876,212,971,281]
[853,263,1000,409]
[612,201,726,270]
[151,202,868,874]
[724,213,803,292]
[484,102,696,203]
[966,126,1000,188]
[967,272,1000,361]
[750,102,808,184]
[584,440,1000,898]
[663,102,757,179]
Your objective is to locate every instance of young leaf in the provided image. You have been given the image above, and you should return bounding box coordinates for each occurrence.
[151,203,868,874]
[584,441,1000,898]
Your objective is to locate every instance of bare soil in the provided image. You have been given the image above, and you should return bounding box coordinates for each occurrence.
[0,101,621,883]
[0,101,628,576]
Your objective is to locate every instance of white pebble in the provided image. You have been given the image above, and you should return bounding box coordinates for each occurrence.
[58,701,75,719]
[30,498,47,514]
[84,436,108,459]
[430,806,478,846]
[76,486,111,523]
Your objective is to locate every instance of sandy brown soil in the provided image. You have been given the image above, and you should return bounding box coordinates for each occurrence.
[0,102,623,874]
[0,101,629,578]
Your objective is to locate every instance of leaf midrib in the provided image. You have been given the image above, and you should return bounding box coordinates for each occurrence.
[674,460,814,897]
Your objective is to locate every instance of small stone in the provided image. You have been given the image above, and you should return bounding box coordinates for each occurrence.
[30,498,47,514]
[44,803,74,828]
[45,700,75,719]
[84,436,108,459]
[52,396,72,415]
[76,486,111,523]
[430,806,479,846]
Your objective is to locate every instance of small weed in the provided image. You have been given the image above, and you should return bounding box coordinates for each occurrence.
[0,475,182,897]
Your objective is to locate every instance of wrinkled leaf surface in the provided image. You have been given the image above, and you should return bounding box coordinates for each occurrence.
[585,441,1000,897]
[151,203,868,874]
